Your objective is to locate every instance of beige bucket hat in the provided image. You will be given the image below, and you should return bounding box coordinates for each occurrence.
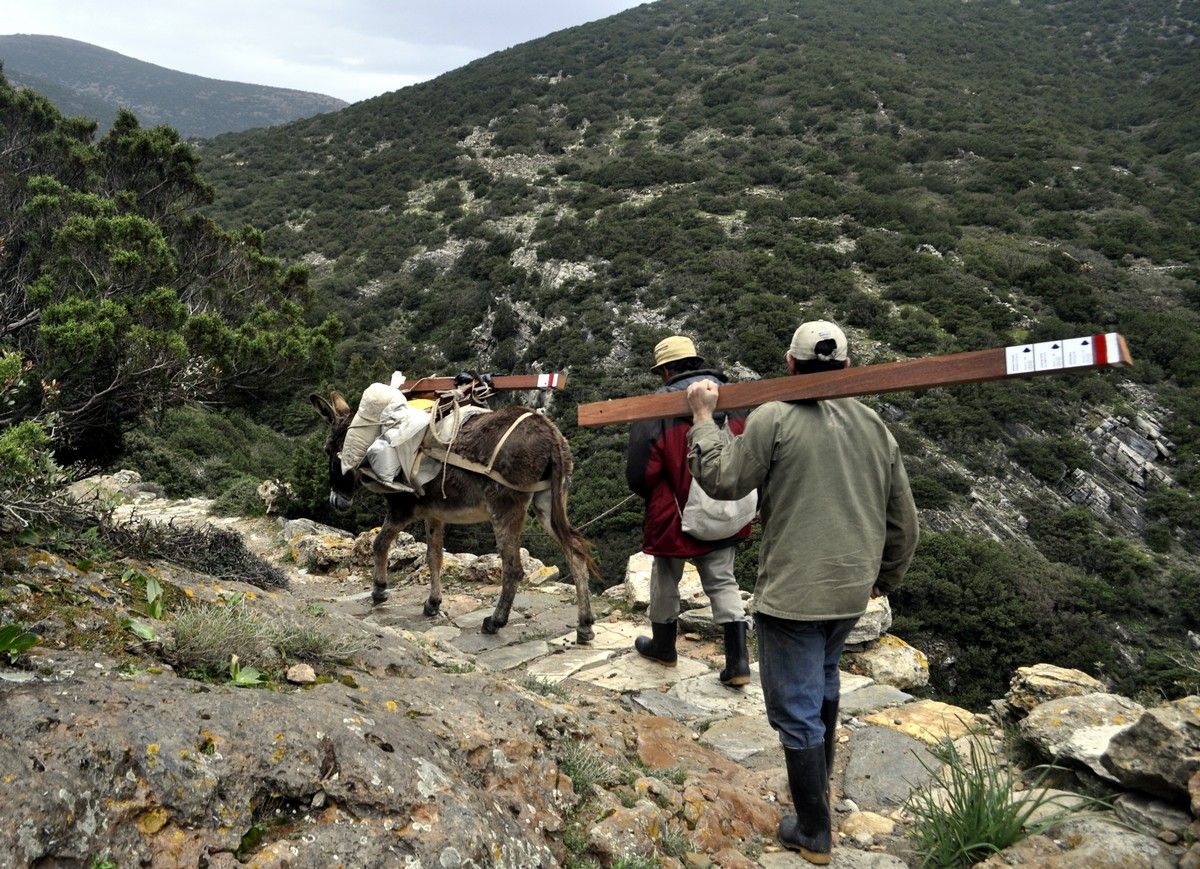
[651,335,703,372]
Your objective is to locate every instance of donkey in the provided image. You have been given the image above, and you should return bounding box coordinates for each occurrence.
[311,391,596,644]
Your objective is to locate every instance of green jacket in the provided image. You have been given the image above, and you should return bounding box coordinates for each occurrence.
[688,397,919,621]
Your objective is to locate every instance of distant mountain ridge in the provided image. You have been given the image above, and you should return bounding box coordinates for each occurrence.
[0,33,348,137]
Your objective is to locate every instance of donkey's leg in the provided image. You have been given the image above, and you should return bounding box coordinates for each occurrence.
[482,498,529,635]
[533,491,595,644]
[371,519,405,605]
[423,519,445,617]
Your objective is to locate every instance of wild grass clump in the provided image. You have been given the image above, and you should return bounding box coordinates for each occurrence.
[167,602,363,679]
[169,603,276,677]
[271,620,365,662]
[906,733,1101,868]
[559,739,621,797]
[520,674,568,698]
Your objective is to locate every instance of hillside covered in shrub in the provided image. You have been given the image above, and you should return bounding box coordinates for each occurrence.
[5,0,1200,708]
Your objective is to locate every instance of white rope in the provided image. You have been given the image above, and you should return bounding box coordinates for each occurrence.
[578,493,639,530]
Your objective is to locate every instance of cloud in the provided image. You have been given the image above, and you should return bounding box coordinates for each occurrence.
[0,0,648,102]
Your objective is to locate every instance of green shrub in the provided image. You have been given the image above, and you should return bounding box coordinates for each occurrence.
[1010,436,1094,483]
[910,475,954,509]
[212,476,266,517]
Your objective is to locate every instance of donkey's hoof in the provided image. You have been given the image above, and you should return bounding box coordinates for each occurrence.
[481,615,505,635]
[576,625,595,645]
[371,587,390,605]
[423,599,441,617]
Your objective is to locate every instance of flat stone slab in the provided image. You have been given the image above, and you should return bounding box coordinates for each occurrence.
[450,606,494,631]
[572,652,709,693]
[626,690,712,721]
[548,620,645,651]
[699,714,782,767]
[841,684,914,717]
[667,669,765,717]
[840,674,874,696]
[843,725,940,812]
[678,606,717,634]
[862,699,975,745]
[476,639,550,672]
[524,648,616,683]
[760,849,907,868]
[421,625,461,643]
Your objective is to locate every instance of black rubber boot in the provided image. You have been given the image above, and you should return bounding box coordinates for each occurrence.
[718,620,751,687]
[634,621,677,666]
[779,744,832,865]
[820,697,839,776]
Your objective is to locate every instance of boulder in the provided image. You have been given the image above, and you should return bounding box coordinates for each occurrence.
[1005,663,1107,719]
[1114,792,1193,842]
[845,596,892,646]
[350,528,420,568]
[1018,692,1144,780]
[612,552,709,610]
[286,521,356,572]
[1103,696,1200,801]
[844,634,928,689]
[976,816,1180,868]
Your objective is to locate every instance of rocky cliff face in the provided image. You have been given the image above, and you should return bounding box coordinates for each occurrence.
[1,474,1198,867]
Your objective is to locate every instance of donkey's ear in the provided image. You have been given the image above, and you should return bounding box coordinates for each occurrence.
[330,391,352,417]
[310,393,335,424]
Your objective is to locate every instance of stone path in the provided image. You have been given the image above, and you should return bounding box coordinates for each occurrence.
[272,520,979,866]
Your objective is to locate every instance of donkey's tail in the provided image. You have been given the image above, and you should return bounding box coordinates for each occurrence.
[548,428,599,580]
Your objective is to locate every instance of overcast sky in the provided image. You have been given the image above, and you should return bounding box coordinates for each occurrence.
[0,0,650,103]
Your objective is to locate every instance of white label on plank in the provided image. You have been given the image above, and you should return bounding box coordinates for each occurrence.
[1006,344,1036,375]
[1062,337,1095,368]
[1033,341,1065,371]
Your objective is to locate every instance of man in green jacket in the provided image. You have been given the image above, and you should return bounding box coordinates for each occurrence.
[685,320,919,865]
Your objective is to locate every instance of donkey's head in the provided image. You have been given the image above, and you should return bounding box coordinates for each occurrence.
[310,391,358,513]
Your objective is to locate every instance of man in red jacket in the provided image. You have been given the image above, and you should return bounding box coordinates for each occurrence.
[625,335,753,687]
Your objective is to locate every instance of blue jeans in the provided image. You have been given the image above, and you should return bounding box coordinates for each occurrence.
[756,612,859,750]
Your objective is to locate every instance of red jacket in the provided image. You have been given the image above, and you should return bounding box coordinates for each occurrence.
[625,369,752,558]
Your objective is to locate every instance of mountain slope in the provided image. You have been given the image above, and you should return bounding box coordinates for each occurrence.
[0,34,348,137]
[191,0,1200,706]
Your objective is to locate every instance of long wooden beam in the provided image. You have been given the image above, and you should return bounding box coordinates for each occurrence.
[578,333,1132,427]
[400,372,567,393]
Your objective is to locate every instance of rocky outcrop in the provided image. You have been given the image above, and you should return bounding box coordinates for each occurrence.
[1102,696,1200,801]
[1003,663,1108,719]
[5,478,1199,867]
[1018,692,1144,781]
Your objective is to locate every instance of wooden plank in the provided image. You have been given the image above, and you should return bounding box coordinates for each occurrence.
[400,372,567,394]
[578,333,1132,427]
